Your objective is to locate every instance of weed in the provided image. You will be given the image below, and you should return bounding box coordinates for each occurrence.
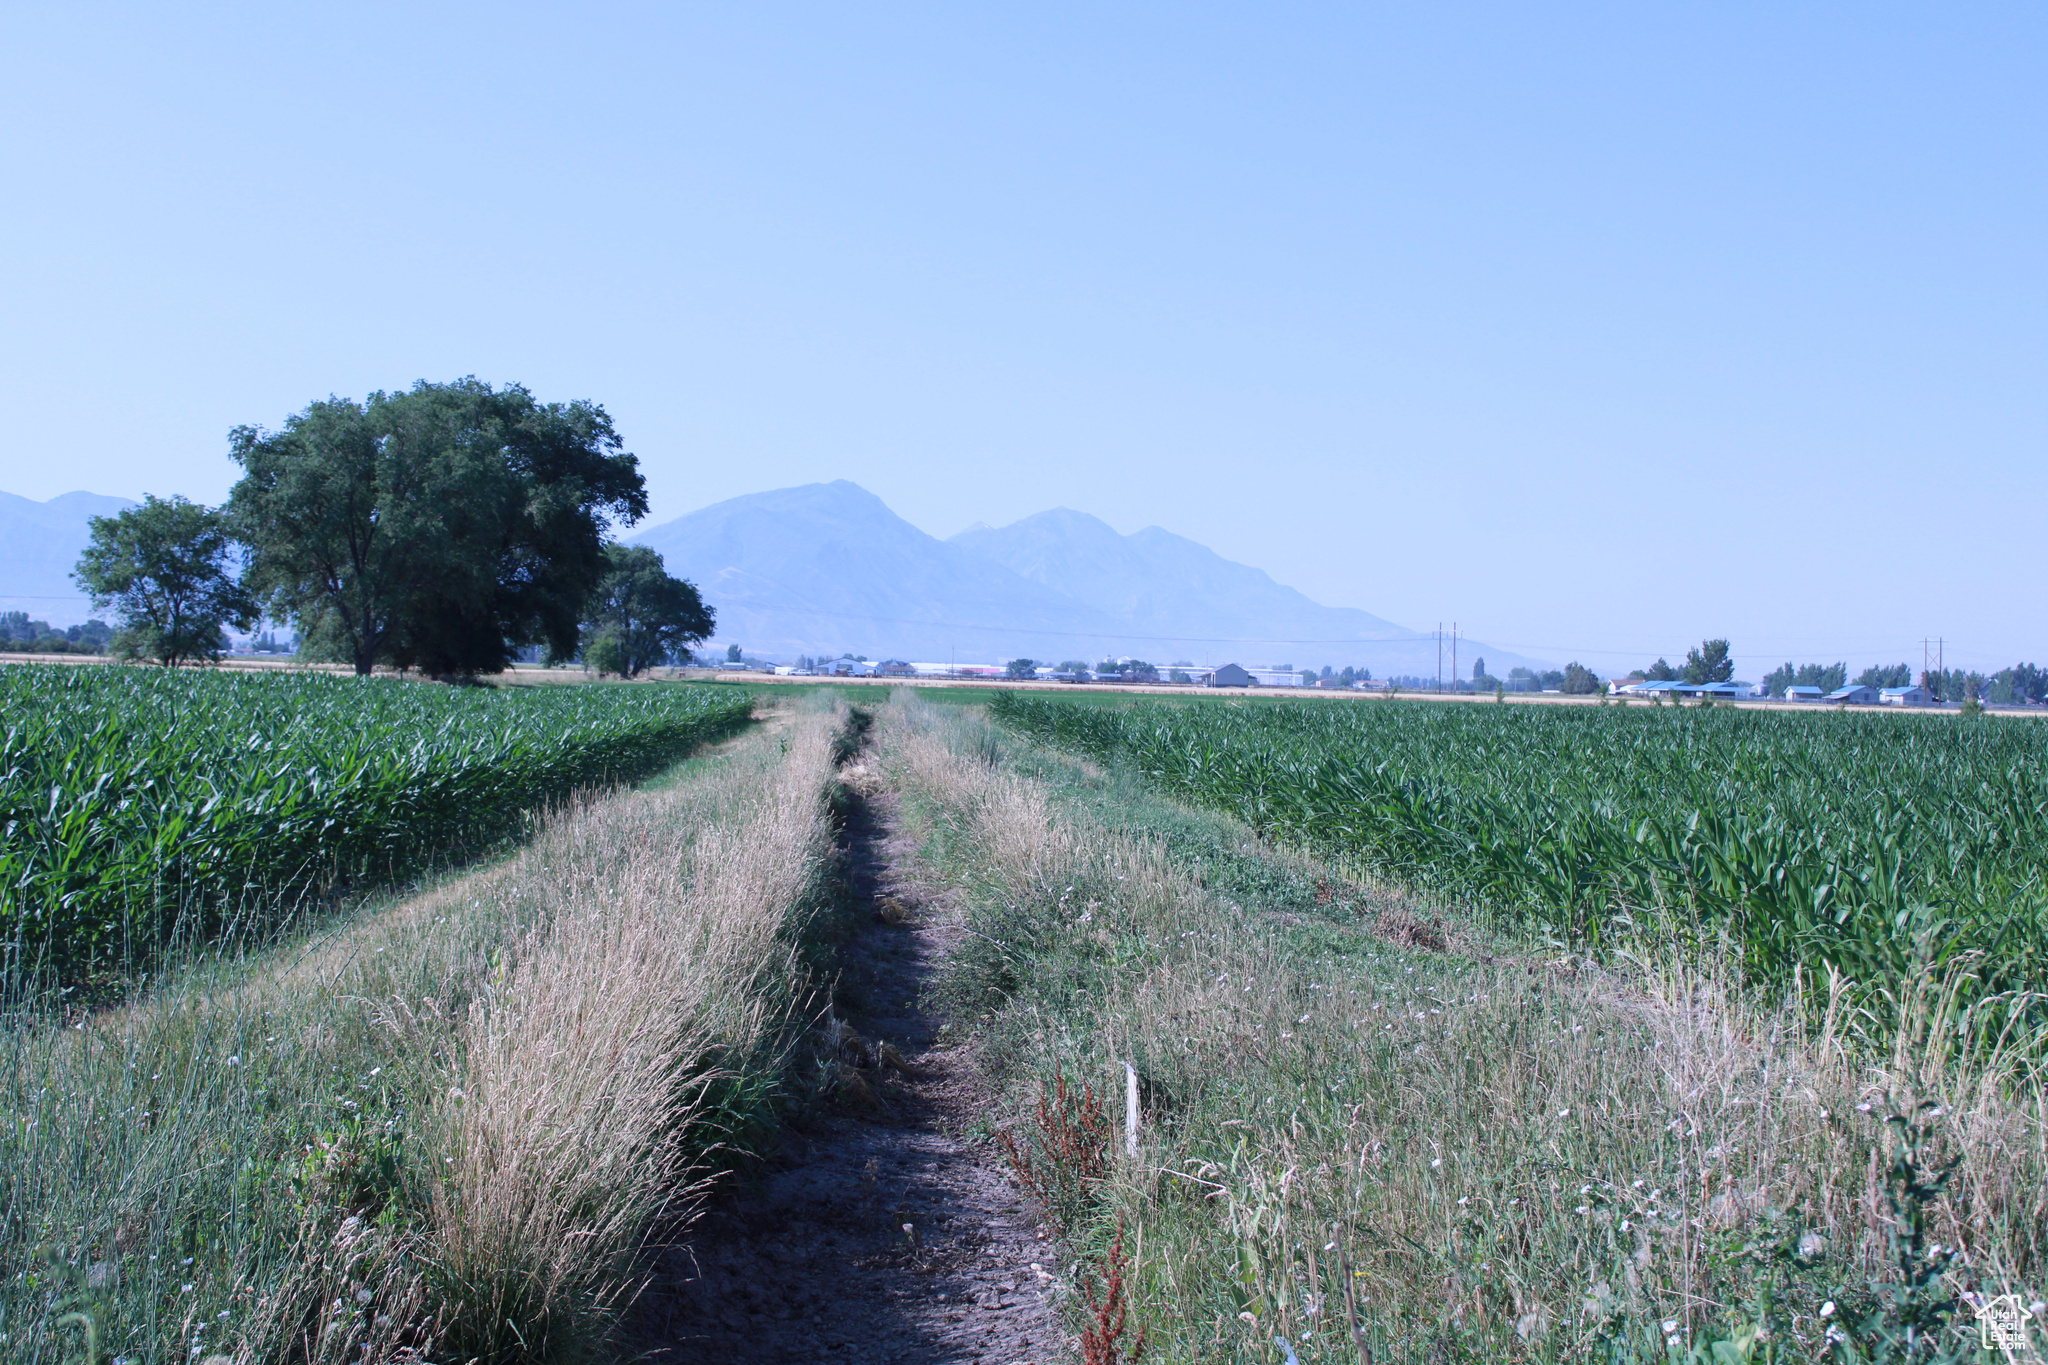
[998,1066,1114,1229]
[1080,1216,1148,1365]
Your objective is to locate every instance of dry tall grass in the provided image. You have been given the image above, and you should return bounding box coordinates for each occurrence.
[427,706,838,1362]
[879,692,2048,1362]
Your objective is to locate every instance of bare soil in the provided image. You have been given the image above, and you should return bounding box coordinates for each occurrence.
[630,766,1069,1364]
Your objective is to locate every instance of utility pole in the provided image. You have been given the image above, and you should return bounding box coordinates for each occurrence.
[1452,623,1459,695]
[1436,623,1443,692]
[1923,637,1945,691]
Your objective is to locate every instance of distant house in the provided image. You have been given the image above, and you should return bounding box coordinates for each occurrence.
[1784,685,1824,702]
[1204,663,1252,688]
[877,660,917,677]
[1879,684,1933,707]
[1622,680,1748,702]
[1824,684,1879,705]
[821,658,878,677]
[904,661,1001,677]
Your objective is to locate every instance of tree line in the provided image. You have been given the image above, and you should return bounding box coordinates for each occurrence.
[0,612,113,655]
[1755,660,2044,703]
[67,379,714,677]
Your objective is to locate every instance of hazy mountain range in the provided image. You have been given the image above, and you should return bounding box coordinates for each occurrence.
[0,482,1547,676]
[632,481,1546,676]
[0,490,135,625]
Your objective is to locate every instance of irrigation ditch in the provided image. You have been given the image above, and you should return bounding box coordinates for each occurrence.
[633,715,1069,1365]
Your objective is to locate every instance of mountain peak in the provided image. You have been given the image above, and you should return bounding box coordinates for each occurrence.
[0,489,139,626]
[616,483,1547,673]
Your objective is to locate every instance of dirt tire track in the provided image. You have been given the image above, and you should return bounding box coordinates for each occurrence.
[634,757,1069,1364]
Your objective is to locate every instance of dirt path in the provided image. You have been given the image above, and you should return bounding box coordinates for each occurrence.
[633,758,1069,1364]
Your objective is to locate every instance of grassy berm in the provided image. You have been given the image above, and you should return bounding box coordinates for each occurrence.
[880,691,2047,1363]
[2,695,852,1364]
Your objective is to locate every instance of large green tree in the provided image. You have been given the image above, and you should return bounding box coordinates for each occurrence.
[1988,663,2046,704]
[578,544,715,678]
[227,379,647,677]
[1681,638,1734,684]
[1855,662,1912,690]
[1762,661,1848,696]
[72,495,256,666]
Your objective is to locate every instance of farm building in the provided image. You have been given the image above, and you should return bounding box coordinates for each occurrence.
[1620,680,1748,702]
[1203,663,1253,688]
[1824,685,1879,705]
[905,662,1004,677]
[1879,684,1934,706]
[1784,685,1824,702]
[1246,668,1303,687]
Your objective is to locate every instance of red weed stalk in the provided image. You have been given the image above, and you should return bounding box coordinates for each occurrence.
[996,1066,1112,1224]
[1080,1215,1147,1365]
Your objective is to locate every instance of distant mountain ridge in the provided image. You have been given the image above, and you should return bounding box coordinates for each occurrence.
[949,507,1417,651]
[0,490,136,625]
[629,482,1122,664]
[633,481,1546,676]
[0,481,1548,676]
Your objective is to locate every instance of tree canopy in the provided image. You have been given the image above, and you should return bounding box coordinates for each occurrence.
[1681,639,1734,685]
[579,544,715,678]
[1856,663,1912,690]
[73,495,255,666]
[1987,664,2047,704]
[1762,661,1847,696]
[227,378,647,677]
[0,613,112,655]
[1561,661,1602,694]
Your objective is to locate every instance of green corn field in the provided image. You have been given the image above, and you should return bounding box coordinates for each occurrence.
[0,665,753,979]
[991,692,2048,1030]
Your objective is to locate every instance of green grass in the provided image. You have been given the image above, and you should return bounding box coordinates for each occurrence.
[0,665,754,980]
[881,691,2047,1364]
[0,702,848,1365]
[988,690,2048,1034]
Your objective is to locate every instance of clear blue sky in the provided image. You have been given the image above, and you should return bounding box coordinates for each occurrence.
[3,4,2041,677]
